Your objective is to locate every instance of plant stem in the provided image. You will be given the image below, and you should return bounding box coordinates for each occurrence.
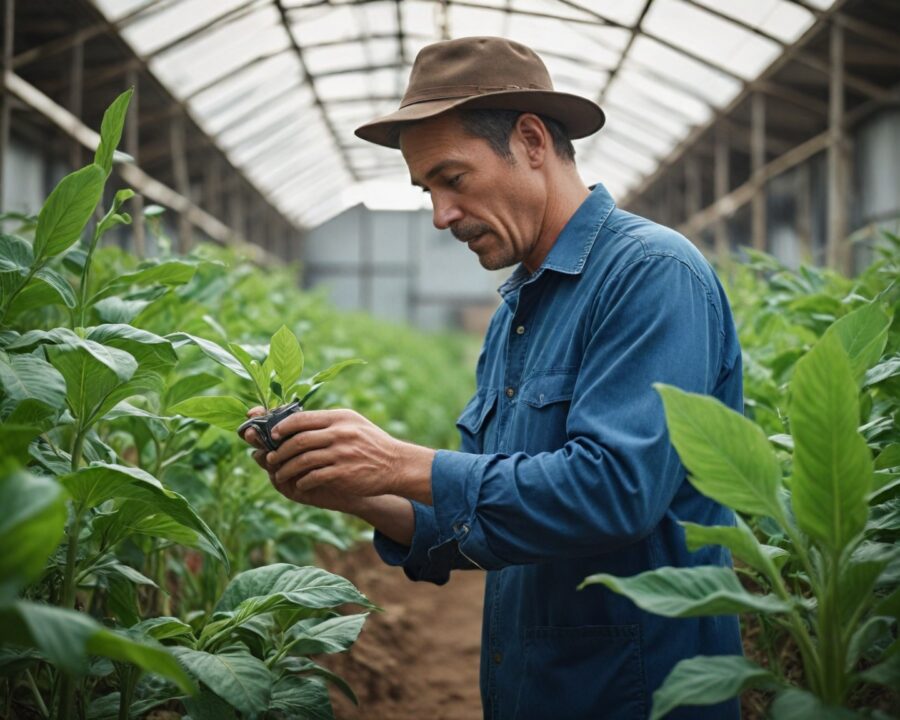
[117,668,136,720]
[76,226,102,328]
[25,668,49,719]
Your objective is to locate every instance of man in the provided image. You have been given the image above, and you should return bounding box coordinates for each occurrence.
[242,37,743,719]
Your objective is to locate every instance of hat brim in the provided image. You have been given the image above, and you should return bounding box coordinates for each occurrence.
[354,89,605,149]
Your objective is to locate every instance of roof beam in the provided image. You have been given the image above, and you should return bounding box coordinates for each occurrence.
[142,0,264,60]
[596,0,652,107]
[2,68,279,259]
[11,0,167,69]
[621,0,853,207]
[273,0,360,182]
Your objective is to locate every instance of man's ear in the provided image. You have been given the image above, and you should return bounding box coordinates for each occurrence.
[513,113,549,168]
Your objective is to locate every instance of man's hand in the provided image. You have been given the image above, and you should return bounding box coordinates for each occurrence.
[261,408,435,504]
[239,407,364,514]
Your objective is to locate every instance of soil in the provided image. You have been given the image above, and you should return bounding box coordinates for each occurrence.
[318,543,484,720]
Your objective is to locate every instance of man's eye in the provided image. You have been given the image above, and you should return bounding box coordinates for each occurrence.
[447,174,463,188]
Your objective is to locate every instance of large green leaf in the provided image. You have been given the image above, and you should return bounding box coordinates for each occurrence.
[790,333,872,553]
[0,423,45,464]
[0,351,66,419]
[311,358,365,384]
[0,233,33,274]
[681,517,786,582]
[169,396,248,432]
[91,259,198,303]
[286,656,359,706]
[46,339,137,424]
[59,463,227,568]
[579,565,791,617]
[269,675,333,720]
[171,647,271,716]
[270,325,303,390]
[216,564,374,613]
[285,614,367,657]
[94,89,133,177]
[822,302,890,384]
[91,500,225,565]
[769,688,861,719]
[0,466,67,601]
[655,384,784,519]
[168,333,250,380]
[87,324,177,374]
[32,267,76,308]
[0,601,194,691]
[162,372,222,410]
[33,164,106,261]
[650,655,776,720]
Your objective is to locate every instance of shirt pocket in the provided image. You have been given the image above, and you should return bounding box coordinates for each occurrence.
[512,624,646,720]
[517,371,577,453]
[455,389,498,453]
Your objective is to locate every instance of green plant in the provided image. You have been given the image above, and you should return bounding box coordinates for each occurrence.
[0,91,377,720]
[167,324,364,435]
[581,284,899,717]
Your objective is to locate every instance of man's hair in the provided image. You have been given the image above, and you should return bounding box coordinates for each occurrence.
[390,109,576,163]
[458,109,576,163]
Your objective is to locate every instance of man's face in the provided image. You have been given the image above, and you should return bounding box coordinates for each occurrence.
[400,113,544,271]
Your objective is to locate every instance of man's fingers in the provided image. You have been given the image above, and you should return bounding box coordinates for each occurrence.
[294,466,338,493]
[267,428,333,466]
[243,427,266,450]
[247,406,266,418]
[272,409,346,441]
[274,448,332,485]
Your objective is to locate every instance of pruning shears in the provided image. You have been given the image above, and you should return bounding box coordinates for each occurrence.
[236,383,323,451]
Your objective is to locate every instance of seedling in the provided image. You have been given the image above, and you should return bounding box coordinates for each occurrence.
[237,384,321,451]
[169,324,365,436]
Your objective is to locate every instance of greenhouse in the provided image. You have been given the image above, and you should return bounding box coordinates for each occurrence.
[1,0,899,718]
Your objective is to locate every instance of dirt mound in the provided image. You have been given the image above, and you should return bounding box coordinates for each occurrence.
[318,543,485,720]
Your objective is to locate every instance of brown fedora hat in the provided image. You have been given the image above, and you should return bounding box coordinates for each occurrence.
[355,36,605,149]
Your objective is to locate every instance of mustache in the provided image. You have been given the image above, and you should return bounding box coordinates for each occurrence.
[451,222,492,242]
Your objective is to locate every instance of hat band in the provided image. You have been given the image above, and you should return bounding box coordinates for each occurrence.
[401,83,548,108]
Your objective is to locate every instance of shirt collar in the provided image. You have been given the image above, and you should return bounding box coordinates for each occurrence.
[498,183,616,299]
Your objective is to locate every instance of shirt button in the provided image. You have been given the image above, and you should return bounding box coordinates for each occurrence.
[493,652,503,665]
[505,387,515,398]
[515,325,525,335]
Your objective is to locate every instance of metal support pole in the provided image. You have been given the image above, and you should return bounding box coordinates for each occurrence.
[0,0,15,208]
[203,153,221,221]
[126,69,144,257]
[685,156,701,225]
[170,117,192,254]
[714,122,730,260]
[795,162,812,264]
[827,20,848,273]
[751,92,767,253]
[228,174,244,244]
[69,39,83,170]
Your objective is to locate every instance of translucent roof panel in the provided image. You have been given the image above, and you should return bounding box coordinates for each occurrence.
[90,0,838,230]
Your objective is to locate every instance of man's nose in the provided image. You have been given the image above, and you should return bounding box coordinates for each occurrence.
[431,195,464,230]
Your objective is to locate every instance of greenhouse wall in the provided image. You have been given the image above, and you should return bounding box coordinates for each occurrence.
[302,203,508,333]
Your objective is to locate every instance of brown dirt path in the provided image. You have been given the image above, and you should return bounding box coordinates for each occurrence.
[318,543,485,720]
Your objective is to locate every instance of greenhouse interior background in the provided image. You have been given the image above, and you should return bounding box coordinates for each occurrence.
[2,2,900,719]
[1,0,899,332]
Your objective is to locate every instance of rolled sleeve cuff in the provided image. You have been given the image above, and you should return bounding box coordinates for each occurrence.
[372,500,440,580]
[431,449,507,571]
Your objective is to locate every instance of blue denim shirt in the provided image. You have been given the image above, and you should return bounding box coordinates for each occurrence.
[375,184,743,719]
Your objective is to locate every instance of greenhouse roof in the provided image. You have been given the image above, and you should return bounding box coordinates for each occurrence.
[87,0,840,229]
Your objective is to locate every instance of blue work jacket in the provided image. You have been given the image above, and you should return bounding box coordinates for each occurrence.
[375,184,744,719]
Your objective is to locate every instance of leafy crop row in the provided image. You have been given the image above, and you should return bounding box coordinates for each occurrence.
[0,92,474,719]
[584,243,900,718]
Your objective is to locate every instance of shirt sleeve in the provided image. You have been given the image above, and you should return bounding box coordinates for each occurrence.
[371,344,495,581]
[425,253,730,573]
